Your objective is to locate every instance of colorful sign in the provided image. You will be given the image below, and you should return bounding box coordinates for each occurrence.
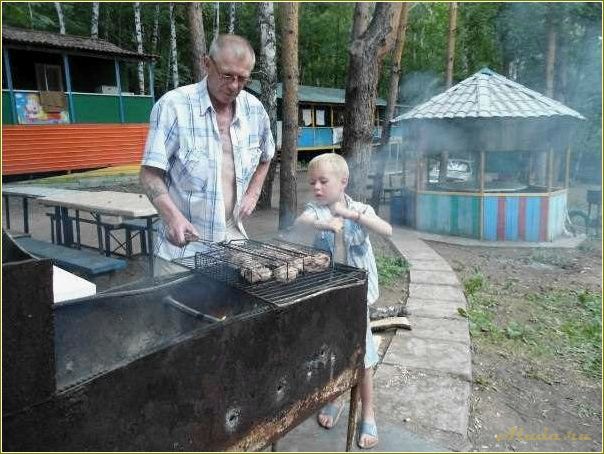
[14,92,70,125]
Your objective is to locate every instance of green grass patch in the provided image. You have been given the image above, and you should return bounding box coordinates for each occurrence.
[375,255,409,287]
[464,276,602,379]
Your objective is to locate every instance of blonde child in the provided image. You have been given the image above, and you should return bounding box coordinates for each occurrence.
[294,153,392,449]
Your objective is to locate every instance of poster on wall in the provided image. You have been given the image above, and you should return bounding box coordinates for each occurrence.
[14,92,70,125]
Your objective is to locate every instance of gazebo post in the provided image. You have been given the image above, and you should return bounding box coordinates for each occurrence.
[565,145,571,188]
[547,146,554,192]
[479,150,485,240]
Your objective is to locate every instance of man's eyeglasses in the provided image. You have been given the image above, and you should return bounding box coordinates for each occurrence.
[209,56,251,86]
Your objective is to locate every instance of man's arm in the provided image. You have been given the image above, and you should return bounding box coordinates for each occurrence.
[239,160,271,218]
[140,165,199,246]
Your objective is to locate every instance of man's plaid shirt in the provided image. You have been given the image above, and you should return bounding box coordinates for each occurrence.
[142,78,275,260]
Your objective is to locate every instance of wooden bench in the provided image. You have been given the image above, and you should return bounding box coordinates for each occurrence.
[15,237,127,276]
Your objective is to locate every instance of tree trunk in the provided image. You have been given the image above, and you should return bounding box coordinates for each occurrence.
[257,2,278,209]
[134,2,145,94]
[445,2,458,89]
[28,3,34,29]
[169,3,180,88]
[188,2,207,82]
[152,4,160,55]
[351,2,373,41]
[214,2,220,39]
[545,6,557,98]
[228,2,236,34]
[535,5,557,185]
[342,2,402,202]
[54,2,66,34]
[278,2,299,230]
[91,2,100,39]
[370,3,409,211]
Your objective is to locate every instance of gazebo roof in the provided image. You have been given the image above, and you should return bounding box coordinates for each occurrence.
[392,67,585,122]
[2,25,157,60]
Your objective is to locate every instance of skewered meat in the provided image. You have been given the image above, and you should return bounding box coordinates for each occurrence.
[258,246,304,271]
[226,250,273,283]
[304,252,331,272]
[273,264,299,282]
[268,242,331,272]
[240,265,272,283]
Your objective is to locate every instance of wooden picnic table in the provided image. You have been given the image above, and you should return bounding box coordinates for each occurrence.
[39,191,158,276]
[2,186,76,234]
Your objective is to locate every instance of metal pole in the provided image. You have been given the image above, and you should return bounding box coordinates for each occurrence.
[148,62,155,102]
[479,150,485,240]
[3,48,18,123]
[114,59,125,123]
[565,145,571,188]
[62,54,76,122]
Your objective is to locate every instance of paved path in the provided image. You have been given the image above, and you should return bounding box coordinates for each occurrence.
[247,211,473,452]
[5,174,472,451]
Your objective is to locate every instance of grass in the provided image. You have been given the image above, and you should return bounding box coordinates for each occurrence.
[460,270,602,379]
[375,255,409,287]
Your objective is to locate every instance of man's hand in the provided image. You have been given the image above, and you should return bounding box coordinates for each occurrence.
[239,189,260,218]
[165,216,200,247]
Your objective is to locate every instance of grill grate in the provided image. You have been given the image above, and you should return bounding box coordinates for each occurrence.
[174,240,365,306]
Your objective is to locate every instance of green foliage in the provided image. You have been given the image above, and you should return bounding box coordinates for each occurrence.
[469,285,602,379]
[463,270,486,296]
[375,255,409,287]
[2,1,600,171]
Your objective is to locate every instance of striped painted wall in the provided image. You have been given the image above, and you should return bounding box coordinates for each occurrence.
[406,190,568,242]
[416,192,480,238]
[482,190,567,241]
[2,124,149,175]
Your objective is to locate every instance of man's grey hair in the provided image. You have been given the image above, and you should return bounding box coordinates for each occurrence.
[209,34,255,67]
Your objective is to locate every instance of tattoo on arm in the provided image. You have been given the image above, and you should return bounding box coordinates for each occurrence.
[140,167,168,202]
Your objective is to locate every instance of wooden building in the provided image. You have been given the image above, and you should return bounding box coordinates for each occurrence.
[246,81,394,152]
[2,26,156,176]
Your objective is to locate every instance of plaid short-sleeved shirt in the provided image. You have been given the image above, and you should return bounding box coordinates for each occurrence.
[142,78,275,260]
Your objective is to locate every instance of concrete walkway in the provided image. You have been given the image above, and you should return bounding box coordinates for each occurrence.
[5,175,472,451]
[247,210,473,452]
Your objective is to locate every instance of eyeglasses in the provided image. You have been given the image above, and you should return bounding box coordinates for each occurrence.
[209,56,251,86]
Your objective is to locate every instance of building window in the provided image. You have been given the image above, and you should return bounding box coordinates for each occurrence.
[35,64,64,91]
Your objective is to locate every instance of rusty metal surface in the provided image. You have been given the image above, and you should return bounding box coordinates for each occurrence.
[227,368,361,451]
[2,231,56,414]
[3,270,367,451]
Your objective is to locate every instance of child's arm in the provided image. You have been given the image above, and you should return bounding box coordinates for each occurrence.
[294,211,344,232]
[333,202,392,237]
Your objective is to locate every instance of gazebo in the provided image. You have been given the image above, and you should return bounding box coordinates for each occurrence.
[391,68,585,242]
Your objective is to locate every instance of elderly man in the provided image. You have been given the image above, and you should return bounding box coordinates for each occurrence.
[140,34,274,274]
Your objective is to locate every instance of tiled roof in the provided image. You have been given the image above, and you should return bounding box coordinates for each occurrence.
[247,80,387,106]
[2,26,156,60]
[392,68,585,122]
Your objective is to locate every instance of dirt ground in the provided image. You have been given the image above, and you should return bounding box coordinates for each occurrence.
[429,240,602,452]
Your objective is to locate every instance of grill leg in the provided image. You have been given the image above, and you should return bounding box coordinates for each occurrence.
[345,384,359,452]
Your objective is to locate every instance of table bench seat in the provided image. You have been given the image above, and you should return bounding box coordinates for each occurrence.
[15,237,127,276]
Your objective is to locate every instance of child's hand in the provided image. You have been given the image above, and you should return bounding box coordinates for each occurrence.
[326,216,344,233]
[332,202,356,220]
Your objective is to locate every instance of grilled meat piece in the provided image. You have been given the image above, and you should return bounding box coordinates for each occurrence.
[304,252,331,272]
[227,250,273,283]
[240,265,272,283]
[273,264,299,283]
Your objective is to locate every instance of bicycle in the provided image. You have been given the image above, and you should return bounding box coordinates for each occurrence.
[567,189,601,238]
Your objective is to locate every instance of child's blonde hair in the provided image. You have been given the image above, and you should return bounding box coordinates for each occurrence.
[307,153,349,180]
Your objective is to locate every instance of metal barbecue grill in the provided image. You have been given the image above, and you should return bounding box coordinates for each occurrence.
[174,239,363,306]
[3,232,368,451]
